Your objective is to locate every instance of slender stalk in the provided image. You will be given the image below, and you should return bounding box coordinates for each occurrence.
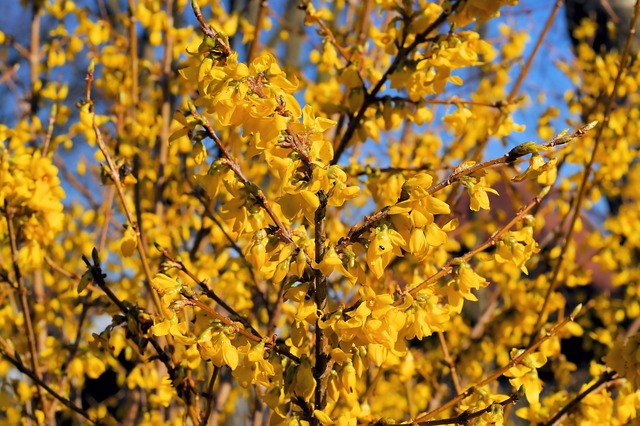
[301,0,352,63]
[248,0,268,62]
[331,1,464,165]
[415,309,579,422]
[161,247,300,362]
[0,344,96,424]
[3,208,51,422]
[531,0,640,342]
[84,68,164,316]
[437,332,461,394]
[469,0,564,163]
[41,104,56,156]
[155,0,175,222]
[313,191,329,418]
[28,1,41,131]
[336,123,594,256]
[543,371,618,426]
[409,187,547,295]
[190,109,310,264]
[409,390,521,425]
[201,365,220,425]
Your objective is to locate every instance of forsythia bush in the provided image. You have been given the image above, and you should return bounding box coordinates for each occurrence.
[1,0,639,424]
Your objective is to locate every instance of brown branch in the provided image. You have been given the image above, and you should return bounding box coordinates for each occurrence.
[190,0,232,58]
[437,331,462,395]
[336,123,594,256]
[331,0,465,165]
[543,371,618,426]
[376,94,514,109]
[248,0,268,63]
[155,0,175,222]
[3,205,48,415]
[301,0,352,64]
[408,389,521,425]
[156,249,300,363]
[79,248,207,412]
[180,291,301,364]
[188,182,257,275]
[313,190,329,417]
[0,345,96,424]
[350,163,449,177]
[469,0,564,163]
[508,1,564,103]
[84,67,164,316]
[190,109,310,262]
[158,248,259,334]
[408,187,548,295]
[531,0,640,343]
[415,307,580,422]
[53,153,101,212]
[41,104,56,157]
[201,365,220,425]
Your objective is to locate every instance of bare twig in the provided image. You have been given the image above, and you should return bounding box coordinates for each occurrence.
[336,123,594,256]
[301,0,352,63]
[416,308,579,422]
[408,187,548,295]
[543,371,618,426]
[531,0,640,343]
[313,191,329,416]
[408,389,521,425]
[3,205,48,415]
[201,365,220,425]
[155,0,175,222]
[248,0,268,62]
[189,110,315,273]
[0,345,96,424]
[331,0,465,165]
[437,331,462,395]
[84,67,164,316]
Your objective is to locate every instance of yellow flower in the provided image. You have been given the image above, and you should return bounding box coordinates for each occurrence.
[197,327,239,370]
[290,358,316,402]
[605,334,640,390]
[512,154,557,183]
[120,226,137,257]
[462,176,499,211]
[366,225,405,278]
[505,351,547,403]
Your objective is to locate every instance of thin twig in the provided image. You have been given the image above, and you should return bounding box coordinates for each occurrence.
[408,390,521,425]
[336,123,593,256]
[3,205,48,415]
[248,0,268,63]
[331,0,465,165]
[84,67,164,316]
[376,94,514,109]
[408,187,547,295]
[543,371,618,426]
[415,308,579,422]
[42,104,56,156]
[469,0,564,163]
[437,331,462,395]
[189,110,313,271]
[0,345,96,424]
[313,191,329,417]
[301,0,352,63]
[190,0,232,58]
[155,0,175,223]
[201,365,220,425]
[531,0,640,343]
[160,248,301,363]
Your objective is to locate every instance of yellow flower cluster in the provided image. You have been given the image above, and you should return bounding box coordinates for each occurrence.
[0,147,65,270]
[606,334,640,390]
